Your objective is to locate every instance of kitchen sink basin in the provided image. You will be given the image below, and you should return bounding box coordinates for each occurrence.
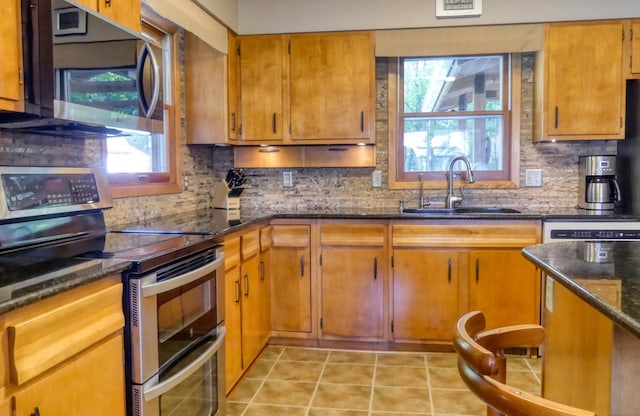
[402,207,521,215]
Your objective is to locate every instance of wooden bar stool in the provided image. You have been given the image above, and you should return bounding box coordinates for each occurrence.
[453,311,595,416]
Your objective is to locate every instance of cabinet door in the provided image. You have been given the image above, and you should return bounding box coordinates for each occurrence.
[228,32,241,140]
[289,32,374,141]
[13,334,125,416]
[0,0,23,112]
[223,238,243,393]
[97,0,141,33]
[185,32,228,144]
[468,249,540,329]
[393,249,462,341]
[320,247,384,339]
[239,35,286,142]
[259,226,272,346]
[545,21,625,139]
[631,21,640,77]
[270,225,312,333]
[240,254,262,366]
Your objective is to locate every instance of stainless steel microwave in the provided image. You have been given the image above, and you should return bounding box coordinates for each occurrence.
[0,0,163,138]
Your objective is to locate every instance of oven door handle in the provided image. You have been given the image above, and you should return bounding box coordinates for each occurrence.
[143,326,226,401]
[141,253,225,297]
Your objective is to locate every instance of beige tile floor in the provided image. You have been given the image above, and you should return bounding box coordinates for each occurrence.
[226,346,541,416]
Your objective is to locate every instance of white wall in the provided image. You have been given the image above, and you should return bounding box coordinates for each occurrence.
[237,0,640,34]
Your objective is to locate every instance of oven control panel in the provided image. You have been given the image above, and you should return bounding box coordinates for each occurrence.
[2,173,100,211]
[0,167,112,220]
[549,229,640,240]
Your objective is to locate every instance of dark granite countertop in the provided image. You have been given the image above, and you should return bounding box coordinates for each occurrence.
[523,241,640,338]
[0,257,130,315]
[111,207,640,236]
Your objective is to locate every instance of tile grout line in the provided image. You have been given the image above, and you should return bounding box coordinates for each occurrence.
[367,352,379,416]
[238,347,284,416]
[424,353,436,416]
[303,349,331,416]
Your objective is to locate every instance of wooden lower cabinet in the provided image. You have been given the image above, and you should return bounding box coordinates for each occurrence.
[224,225,271,393]
[318,221,387,341]
[542,278,613,416]
[270,223,313,335]
[391,220,541,343]
[0,276,125,415]
[469,249,540,329]
[393,249,464,342]
[12,333,125,416]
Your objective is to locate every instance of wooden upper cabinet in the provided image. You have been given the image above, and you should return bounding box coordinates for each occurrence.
[233,31,375,145]
[626,20,640,78]
[0,0,24,112]
[289,31,375,142]
[228,32,241,141]
[238,35,287,142]
[537,21,625,141]
[71,0,140,33]
[185,32,228,144]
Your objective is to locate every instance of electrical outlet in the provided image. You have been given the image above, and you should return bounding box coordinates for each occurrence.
[525,169,542,187]
[283,171,293,188]
[372,170,382,188]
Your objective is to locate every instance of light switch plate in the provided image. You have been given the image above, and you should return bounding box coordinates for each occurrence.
[372,170,382,188]
[283,171,293,188]
[525,169,542,187]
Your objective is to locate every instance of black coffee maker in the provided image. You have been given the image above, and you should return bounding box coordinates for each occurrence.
[578,155,621,211]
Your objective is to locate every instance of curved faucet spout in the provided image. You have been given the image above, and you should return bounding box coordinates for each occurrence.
[446,156,475,208]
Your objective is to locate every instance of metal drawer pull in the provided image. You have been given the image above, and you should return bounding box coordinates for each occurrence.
[448,258,452,283]
[272,113,277,133]
[244,273,249,297]
[475,258,480,283]
[235,279,240,304]
[300,255,305,277]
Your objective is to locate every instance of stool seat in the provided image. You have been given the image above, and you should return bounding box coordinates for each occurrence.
[453,311,595,416]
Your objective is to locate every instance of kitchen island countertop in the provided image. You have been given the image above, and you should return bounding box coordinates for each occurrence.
[523,241,640,338]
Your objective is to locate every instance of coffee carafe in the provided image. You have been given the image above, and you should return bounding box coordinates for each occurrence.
[578,155,621,210]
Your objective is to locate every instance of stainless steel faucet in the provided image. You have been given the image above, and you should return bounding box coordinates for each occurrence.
[445,156,475,208]
[419,173,430,208]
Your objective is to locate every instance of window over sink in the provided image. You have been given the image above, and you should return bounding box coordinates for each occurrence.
[390,54,517,189]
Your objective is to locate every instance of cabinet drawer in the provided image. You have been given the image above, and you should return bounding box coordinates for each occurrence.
[224,236,241,270]
[392,221,540,248]
[260,226,272,251]
[272,225,310,248]
[241,228,260,260]
[7,281,123,385]
[320,223,385,246]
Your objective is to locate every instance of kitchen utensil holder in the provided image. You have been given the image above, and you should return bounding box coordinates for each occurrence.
[213,181,243,210]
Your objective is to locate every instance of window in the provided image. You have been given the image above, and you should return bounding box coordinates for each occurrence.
[392,54,514,187]
[104,19,182,198]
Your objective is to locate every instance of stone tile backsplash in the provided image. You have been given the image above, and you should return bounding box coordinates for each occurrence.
[0,53,618,226]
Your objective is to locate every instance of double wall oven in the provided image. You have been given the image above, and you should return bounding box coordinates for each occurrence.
[0,166,225,416]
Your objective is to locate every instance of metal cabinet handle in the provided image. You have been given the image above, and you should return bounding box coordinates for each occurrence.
[447,258,452,283]
[300,255,305,277]
[373,257,378,280]
[31,408,40,416]
[105,0,111,7]
[272,113,277,134]
[260,260,265,281]
[475,258,480,283]
[554,106,559,129]
[360,111,364,132]
[231,112,236,132]
[243,273,249,297]
[235,279,240,304]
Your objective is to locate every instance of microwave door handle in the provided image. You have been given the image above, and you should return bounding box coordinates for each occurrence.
[141,254,225,297]
[136,43,161,118]
[143,326,226,401]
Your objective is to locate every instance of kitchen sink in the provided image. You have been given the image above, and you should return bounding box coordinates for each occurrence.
[402,207,521,215]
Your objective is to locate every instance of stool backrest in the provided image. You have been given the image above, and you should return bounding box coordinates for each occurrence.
[453,311,595,416]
